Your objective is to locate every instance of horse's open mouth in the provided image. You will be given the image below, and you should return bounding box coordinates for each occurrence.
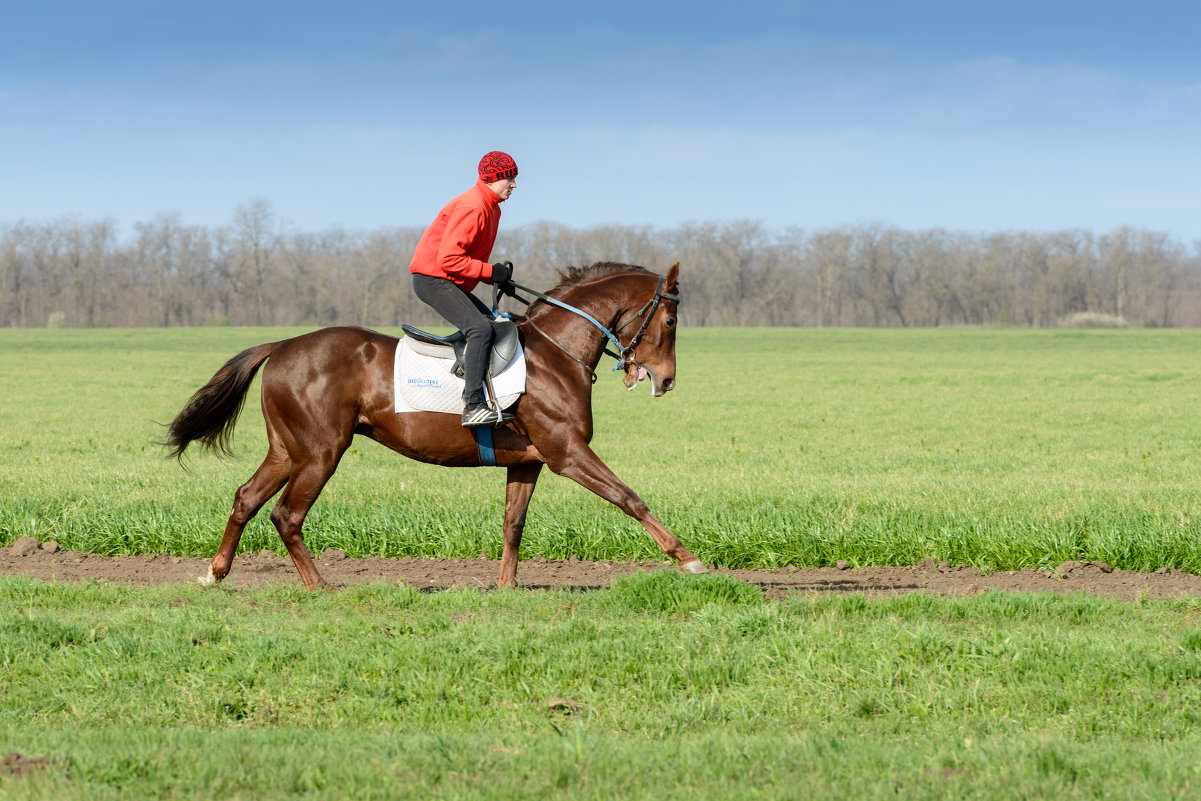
[625,364,675,397]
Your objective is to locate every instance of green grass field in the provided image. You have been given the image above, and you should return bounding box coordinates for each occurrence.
[4,327,1201,799]
[2,326,1201,571]
[2,574,1201,799]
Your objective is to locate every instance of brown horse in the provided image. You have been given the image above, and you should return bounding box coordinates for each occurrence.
[163,261,707,589]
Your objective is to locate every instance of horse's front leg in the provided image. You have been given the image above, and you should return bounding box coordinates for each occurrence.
[498,463,543,588]
[550,445,707,574]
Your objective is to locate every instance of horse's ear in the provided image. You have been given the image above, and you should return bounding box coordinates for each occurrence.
[665,262,680,293]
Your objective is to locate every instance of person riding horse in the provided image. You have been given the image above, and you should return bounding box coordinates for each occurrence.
[164,260,702,591]
[409,151,520,427]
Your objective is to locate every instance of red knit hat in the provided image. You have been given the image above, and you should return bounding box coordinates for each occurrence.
[478,151,518,183]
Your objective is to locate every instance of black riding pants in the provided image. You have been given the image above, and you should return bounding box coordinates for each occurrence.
[412,274,494,405]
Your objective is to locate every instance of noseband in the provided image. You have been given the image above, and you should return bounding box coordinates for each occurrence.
[496,276,679,381]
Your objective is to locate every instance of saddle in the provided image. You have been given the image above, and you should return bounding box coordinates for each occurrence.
[400,319,520,379]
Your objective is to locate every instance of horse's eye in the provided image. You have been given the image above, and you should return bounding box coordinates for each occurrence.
[665,317,676,329]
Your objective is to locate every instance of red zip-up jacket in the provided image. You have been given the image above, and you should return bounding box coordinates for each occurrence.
[409,179,503,293]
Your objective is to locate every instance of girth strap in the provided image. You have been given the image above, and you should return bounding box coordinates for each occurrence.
[473,426,497,467]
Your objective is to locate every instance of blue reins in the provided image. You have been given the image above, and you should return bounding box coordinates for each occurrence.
[494,276,678,371]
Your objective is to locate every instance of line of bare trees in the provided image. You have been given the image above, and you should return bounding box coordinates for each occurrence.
[3,199,1199,329]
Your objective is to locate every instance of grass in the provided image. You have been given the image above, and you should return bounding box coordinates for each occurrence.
[2,574,1201,799]
[5,326,1201,798]
[2,326,1201,572]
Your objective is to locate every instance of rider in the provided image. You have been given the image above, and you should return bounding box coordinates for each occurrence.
[410,151,519,428]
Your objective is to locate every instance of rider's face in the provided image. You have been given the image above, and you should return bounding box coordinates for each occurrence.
[488,177,517,201]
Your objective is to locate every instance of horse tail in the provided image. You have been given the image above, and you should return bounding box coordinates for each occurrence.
[162,342,280,460]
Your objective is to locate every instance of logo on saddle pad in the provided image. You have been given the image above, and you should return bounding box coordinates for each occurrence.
[394,321,526,415]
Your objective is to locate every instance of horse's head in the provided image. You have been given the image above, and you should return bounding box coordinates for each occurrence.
[621,262,680,397]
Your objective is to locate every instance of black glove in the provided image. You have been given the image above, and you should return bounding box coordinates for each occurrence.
[491,261,513,284]
[491,261,518,297]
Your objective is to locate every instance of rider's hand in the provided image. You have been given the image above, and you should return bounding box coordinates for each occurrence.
[491,261,513,284]
[491,261,518,297]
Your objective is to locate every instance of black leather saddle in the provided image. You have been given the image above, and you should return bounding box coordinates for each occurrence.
[401,319,520,379]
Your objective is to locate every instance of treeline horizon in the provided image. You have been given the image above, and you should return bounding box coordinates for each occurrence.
[3,199,1200,329]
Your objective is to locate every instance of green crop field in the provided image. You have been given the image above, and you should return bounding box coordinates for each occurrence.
[2,326,1201,571]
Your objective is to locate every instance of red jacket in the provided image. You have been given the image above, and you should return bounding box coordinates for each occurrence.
[409,179,503,292]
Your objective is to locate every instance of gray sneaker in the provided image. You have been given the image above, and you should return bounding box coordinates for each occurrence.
[461,402,515,428]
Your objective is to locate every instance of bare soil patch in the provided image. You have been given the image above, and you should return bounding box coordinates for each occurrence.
[1,751,58,778]
[3,537,1199,600]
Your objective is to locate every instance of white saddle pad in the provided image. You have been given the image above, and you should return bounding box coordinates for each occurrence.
[394,336,526,414]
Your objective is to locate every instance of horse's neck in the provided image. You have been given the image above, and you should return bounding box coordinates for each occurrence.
[523,278,643,367]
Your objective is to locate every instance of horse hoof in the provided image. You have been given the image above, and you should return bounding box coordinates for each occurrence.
[681,560,709,575]
[197,567,219,586]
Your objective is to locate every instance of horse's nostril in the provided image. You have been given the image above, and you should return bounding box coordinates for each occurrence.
[663,378,676,391]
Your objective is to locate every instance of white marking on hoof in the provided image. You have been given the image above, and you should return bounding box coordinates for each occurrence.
[197,567,218,586]
[681,560,709,575]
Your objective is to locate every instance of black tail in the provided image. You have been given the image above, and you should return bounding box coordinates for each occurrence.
[162,342,279,460]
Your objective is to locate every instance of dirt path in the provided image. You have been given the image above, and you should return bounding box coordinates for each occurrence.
[2,536,1199,600]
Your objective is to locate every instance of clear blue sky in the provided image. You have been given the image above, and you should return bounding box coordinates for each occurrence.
[2,0,1199,241]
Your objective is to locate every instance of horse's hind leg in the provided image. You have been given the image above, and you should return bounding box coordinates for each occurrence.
[269,458,342,590]
[201,450,291,586]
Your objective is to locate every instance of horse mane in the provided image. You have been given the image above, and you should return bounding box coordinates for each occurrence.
[520,262,654,318]
[544,262,654,298]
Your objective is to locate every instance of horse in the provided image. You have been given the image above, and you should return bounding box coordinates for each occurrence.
[162,261,708,589]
